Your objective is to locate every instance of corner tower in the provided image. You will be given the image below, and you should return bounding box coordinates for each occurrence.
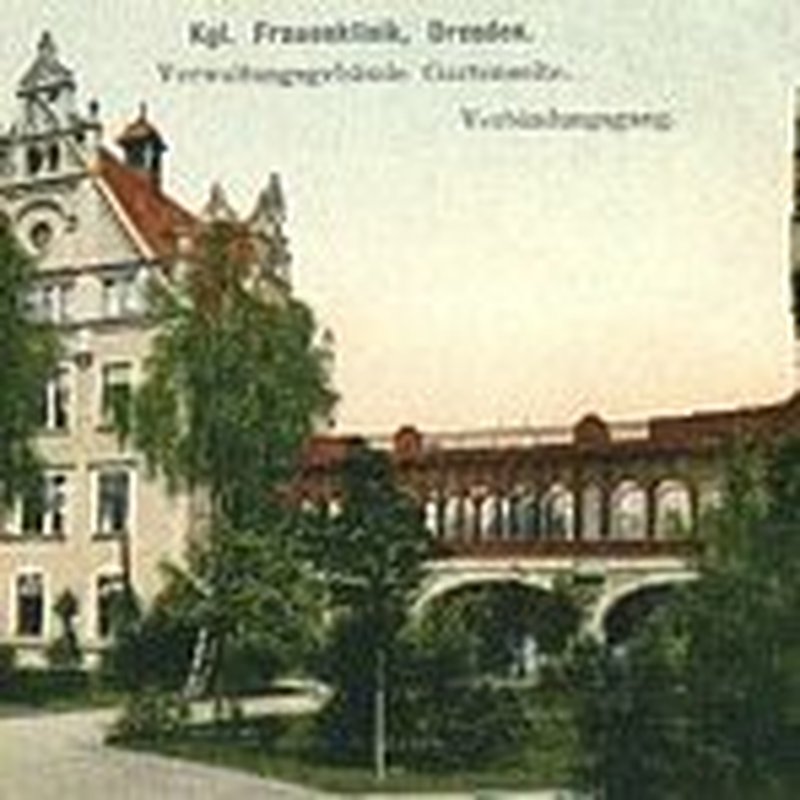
[0,32,101,192]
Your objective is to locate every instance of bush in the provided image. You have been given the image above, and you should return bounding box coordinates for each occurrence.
[45,634,82,669]
[0,667,90,706]
[108,690,189,743]
[396,681,533,771]
[0,644,16,692]
[312,608,535,771]
[102,591,196,693]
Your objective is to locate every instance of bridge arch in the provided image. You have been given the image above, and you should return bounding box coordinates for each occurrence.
[588,571,696,641]
[414,569,554,613]
[414,571,579,678]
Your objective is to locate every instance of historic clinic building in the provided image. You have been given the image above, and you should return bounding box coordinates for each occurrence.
[0,35,291,662]
[1,35,799,661]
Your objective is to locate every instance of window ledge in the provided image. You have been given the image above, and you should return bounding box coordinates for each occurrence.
[91,531,129,541]
[0,533,67,544]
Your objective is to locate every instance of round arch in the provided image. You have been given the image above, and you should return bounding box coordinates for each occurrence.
[414,573,578,678]
[414,570,554,614]
[588,572,696,641]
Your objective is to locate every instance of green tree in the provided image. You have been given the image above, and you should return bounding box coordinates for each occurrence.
[304,443,433,779]
[118,221,336,701]
[570,439,800,799]
[0,221,58,504]
[392,599,535,772]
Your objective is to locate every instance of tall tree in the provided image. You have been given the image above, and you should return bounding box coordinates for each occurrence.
[304,443,434,779]
[569,438,800,799]
[0,221,58,504]
[121,220,336,698]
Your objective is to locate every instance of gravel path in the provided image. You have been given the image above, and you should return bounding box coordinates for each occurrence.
[0,704,330,800]
[0,699,575,799]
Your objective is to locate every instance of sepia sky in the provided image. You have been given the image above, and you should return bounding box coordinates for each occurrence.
[2,0,799,432]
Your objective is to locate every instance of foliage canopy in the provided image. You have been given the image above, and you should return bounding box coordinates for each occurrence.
[0,222,58,503]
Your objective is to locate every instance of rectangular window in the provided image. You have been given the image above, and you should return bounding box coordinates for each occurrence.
[20,474,66,537]
[100,362,132,428]
[101,273,138,319]
[28,282,72,324]
[16,573,44,637]
[96,574,125,639]
[96,469,131,535]
[39,366,70,431]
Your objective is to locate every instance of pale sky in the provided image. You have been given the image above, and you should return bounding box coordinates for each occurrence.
[2,0,799,432]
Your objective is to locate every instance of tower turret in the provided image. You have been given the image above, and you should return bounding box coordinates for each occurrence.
[117,104,167,188]
[249,173,291,284]
[0,32,100,188]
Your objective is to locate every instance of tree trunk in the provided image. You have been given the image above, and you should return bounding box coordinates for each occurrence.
[374,645,387,781]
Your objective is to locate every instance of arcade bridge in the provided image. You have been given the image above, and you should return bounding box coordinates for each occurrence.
[299,393,800,641]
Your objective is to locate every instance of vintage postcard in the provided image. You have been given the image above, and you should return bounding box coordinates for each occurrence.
[0,1,798,797]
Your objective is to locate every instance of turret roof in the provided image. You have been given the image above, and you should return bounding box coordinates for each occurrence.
[17,32,75,94]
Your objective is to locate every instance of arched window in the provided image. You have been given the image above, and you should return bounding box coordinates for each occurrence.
[610,480,647,540]
[444,495,462,539]
[515,488,538,538]
[655,480,692,538]
[541,484,574,540]
[479,494,500,539]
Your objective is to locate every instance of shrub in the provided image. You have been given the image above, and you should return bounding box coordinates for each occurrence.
[108,689,189,743]
[102,591,196,693]
[45,634,81,669]
[396,681,533,771]
[1,667,90,706]
[0,644,16,692]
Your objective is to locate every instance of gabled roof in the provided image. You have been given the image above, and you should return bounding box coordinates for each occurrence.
[97,147,196,259]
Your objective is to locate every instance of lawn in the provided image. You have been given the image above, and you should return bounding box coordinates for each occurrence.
[119,707,578,795]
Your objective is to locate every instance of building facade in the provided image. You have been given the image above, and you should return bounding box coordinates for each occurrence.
[300,393,800,639]
[0,34,289,663]
[0,34,798,660]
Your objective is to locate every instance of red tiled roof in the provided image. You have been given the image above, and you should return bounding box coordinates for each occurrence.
[301,393,800,473]
[97,148,196,259]
[648,393,800,446]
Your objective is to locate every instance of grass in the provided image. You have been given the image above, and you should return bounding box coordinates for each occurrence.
[118,704,578,795]
[149,741,568,794]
